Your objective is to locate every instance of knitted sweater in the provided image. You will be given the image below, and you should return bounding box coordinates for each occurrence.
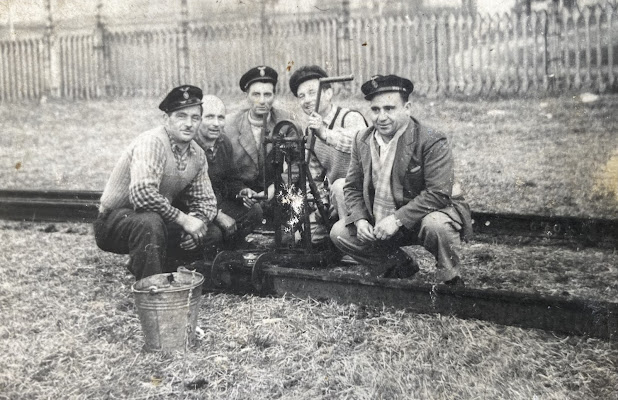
[310,106,367,183]
[99,126,216,223]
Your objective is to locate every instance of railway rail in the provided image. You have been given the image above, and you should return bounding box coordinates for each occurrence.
[1,189,617,340]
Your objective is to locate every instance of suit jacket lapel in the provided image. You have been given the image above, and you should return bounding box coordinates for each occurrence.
[238,111,259,167]
[393,119,417,204]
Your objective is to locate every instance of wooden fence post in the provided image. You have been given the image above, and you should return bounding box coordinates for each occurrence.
[336,0,351,75]
[609,4,615,90]
[178,0,190,84]
[44,0,61,98]
[94,1,110,97]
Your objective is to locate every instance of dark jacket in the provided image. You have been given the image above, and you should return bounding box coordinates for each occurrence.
[344,117,472,240]
[224,107,296,192]
[194,133,246,205]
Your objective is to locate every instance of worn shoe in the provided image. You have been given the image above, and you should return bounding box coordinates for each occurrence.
[382,250,420,279]
[444,276,465,287]
[340,255,360,265]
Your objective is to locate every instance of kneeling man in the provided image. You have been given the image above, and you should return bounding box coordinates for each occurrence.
[330,75,472,285]
[94,85,218,280]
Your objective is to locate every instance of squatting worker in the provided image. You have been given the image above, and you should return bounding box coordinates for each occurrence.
[194,95,263,248]
[94,85,219,280]
[288,65,367,245]
[224,66,296,211]
[330,75,472,286]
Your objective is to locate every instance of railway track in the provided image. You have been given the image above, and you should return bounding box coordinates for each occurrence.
[1,189,617,340]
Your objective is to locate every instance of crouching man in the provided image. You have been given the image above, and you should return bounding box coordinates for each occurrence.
[288,65,367,245]
[94,85,219,280]
[194,95,263,248]
[330,75,472,286]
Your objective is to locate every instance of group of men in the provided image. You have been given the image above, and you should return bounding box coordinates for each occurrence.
[94,65,471,286]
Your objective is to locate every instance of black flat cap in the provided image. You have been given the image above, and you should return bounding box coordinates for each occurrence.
[289,65,328,97]
[158,85,203,113]
[239,66,278,92]
[360,75,414,100]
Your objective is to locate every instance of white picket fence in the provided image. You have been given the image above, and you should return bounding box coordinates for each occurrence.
[0,4,616,101]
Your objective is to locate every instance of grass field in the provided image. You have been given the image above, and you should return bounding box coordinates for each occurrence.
[0,93,617,218]
[1,95,617,399]
[1,221,617,400]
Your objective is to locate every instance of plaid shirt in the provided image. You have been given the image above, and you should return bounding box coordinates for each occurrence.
[129,133,216,224]
[168,143,192,171]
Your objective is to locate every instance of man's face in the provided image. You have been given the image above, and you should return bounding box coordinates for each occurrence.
[246,82,275,117]
[164,104,202,143]
[199,97,226,141]
[369,92,411,137]
[296,79,332,116]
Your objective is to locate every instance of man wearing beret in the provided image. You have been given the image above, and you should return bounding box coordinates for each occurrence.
[330,75,472,286]
[94,85,219,280]
[225,66,296,210]
[289,65,367,245]
[194,94,263,247]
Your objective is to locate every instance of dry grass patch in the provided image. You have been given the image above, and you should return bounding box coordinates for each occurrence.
[1,94,617,218]
[1,221,617,399]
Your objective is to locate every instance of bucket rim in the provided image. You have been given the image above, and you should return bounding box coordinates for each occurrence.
[131,270,205,294]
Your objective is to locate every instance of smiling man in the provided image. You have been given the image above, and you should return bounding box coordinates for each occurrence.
[224,66,295,211]
[289,65,367,246]
[194,95,263,248]
[330,75,472,286]
[94,85,219,280]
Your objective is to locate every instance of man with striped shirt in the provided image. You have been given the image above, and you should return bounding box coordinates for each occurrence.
[94,85,219,280]
[289,65,368,245]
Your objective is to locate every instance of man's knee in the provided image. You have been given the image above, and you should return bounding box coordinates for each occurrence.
[329,178,345,198]
[131,212,167,244]
[329,178,347,219]
[419,212,460,243]
[329,219,349,246]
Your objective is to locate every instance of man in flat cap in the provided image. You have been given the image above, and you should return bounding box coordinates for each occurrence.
[194,94,263,248]
[94,85,219,280]
[225,66,296,211]
[289,65,368,245]
[330,75,472,286]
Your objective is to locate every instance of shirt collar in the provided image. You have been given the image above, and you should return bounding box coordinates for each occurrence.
[165,129,195,156]
[374,120,410,149]
[321,105,337,127]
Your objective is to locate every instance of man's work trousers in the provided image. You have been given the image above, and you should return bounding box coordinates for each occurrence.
[310,178,346,244]
[94,208,220,281]
[329,210,463,282]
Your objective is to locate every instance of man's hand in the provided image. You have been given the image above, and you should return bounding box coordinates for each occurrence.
[307,112,326,140]
[180,233,198,250]
[238,188,259,208]
[176,213,207,245]
[355,219,376,242]
[373,215,400,241]
[215,211,237,239]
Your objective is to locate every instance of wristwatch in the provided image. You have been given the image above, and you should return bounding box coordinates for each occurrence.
[395,218,403,227]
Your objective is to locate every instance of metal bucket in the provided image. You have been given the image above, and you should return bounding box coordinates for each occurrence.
[131,268,204,352]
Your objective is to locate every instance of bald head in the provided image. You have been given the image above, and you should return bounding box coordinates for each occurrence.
[199,95,226,142]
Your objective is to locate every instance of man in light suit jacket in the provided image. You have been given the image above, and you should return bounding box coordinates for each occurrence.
[330,75,472,286]
[224,66,296,210]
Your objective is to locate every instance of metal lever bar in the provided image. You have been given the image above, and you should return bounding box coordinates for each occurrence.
[305,74,355,230]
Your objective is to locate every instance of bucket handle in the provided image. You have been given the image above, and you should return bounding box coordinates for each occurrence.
[147,285,160,295]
